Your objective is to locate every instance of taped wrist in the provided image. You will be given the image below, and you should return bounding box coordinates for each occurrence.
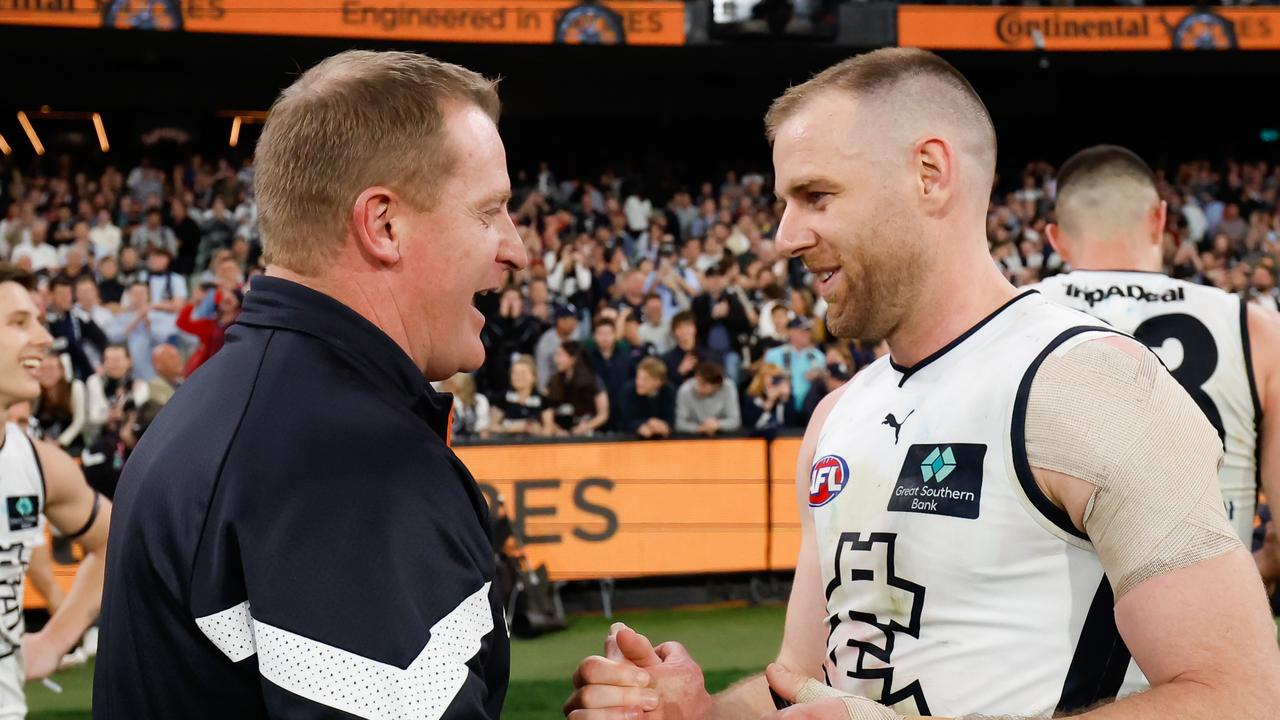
[795,678,904,720]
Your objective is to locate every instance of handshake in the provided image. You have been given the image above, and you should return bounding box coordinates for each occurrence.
[563,623,903,720]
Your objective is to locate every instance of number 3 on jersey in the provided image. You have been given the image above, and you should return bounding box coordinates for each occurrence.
[1132,313,1225,441]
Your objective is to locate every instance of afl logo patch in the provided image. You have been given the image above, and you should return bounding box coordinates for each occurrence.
[809,455,850,507]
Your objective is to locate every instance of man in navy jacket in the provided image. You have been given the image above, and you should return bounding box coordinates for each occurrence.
[95,50,527,719]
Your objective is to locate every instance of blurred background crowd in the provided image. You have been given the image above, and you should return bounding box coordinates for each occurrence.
[3,152,1278,451]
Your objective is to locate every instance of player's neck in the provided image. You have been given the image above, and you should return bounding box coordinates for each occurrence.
[266,263,421,372]
[887,254,1020,369]
[1070,251,1163,274]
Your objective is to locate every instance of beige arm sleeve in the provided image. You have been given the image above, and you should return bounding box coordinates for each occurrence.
[1025,337,1241,600]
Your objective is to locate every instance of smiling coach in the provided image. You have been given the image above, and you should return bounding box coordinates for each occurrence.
[94,50,527,718]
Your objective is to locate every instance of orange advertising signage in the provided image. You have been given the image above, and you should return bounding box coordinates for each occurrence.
[0,0,686,46]
[457,438,770,580]
[899,6,1280,51]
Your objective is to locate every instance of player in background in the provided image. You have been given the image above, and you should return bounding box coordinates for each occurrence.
[1034,144,1280,587]
[0,265,110,719]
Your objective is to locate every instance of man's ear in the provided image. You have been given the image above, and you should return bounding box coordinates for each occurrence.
[1045,222,1071,265]
[916,137,957,217]
[351,187,402,265]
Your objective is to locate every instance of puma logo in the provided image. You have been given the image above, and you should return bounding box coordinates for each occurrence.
[882,410,915,445]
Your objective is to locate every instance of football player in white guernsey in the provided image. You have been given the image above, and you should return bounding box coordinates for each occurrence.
[1033,144,1280,587]
[565,49,1280,720]
[0,264,110,719]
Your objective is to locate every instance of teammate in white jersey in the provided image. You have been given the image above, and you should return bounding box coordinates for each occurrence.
[565,49,1280,720]
[1033,144,1280,583]
[0,265,110,719]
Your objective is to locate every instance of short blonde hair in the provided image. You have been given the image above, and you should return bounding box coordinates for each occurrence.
[255,50,500,275]
[764,47,995,171]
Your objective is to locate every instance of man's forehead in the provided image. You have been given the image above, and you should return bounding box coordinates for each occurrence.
[0,282,36,312]
[773,94,870,185]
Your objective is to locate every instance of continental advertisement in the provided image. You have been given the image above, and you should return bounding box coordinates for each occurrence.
[0,0,686,46]
[898,6,1280,51]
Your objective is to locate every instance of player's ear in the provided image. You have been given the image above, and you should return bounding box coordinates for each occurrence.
[916,137,955,216]
[1045,223,1072,265]
[1149,200,1168,248]
[351,187,402,266]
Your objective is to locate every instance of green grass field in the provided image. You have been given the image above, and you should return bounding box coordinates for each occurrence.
[28,603,787,720]
[29,609,1280,719]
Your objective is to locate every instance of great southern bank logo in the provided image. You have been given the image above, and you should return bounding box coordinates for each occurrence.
[920,447,956,483]
[809,454,851,507]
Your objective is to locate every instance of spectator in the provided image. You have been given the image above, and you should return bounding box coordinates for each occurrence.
[543,341,609,437]
[132,209,179,257]
[662,310,711,388]
[73,275,115,368]
[1250,264,1279,311]
[614,270,648,316]
[85,343,150,445]
[675,361,741,436]
[59,244,94,284]
[147,344,184,405]
[586,316,634,430]
[193,195,237,269]
[618,357,675,439]
[89,209,122,260]
[636,293,672,353]
[47,276,110,381]
[118,245,145,285]
[741,362,801,432]
[176,283,242,376]
[800,344,856,422]
[0,203,26,254]
[691,266,751,382]
[12,220,58,273]
[82,400,162,501]
[169,200,202,276]
[546,243,592,306]
[143,248,187,314]
[96,255,126,307]
[763,317,826,412]
[110,282,167,380]
[441,372,491,439]
[535,304,580,391]
[33,354,86,453]
[489,355,545,438]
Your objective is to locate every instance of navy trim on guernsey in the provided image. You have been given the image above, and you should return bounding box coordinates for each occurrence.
[25,433,46,512]
[1010,325,1118,542]
[889,290,1039,387]
[65,492,101,540]
[1055,579,1132,713]
[1239,296,1264,500]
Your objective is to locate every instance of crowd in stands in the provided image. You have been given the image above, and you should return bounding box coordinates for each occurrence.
[3,151,1278,448]
[0,155,257,494]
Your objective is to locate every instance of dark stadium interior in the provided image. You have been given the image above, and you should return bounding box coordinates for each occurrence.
[4,26,1278,188]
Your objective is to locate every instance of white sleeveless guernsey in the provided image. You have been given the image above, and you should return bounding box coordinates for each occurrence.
[811,291,1132,717]
[0,422,45,719]
[1033,270,1260,543]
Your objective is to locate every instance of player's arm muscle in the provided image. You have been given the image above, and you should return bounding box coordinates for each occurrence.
[710,385,848,719]
[34,440,110,652]
[1247,302,1280,583]
[1031,337,1280,719]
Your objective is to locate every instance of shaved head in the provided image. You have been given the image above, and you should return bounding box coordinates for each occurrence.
[766,47,998,199]
[1054,144,1159,242]
[767,48,1000,341]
